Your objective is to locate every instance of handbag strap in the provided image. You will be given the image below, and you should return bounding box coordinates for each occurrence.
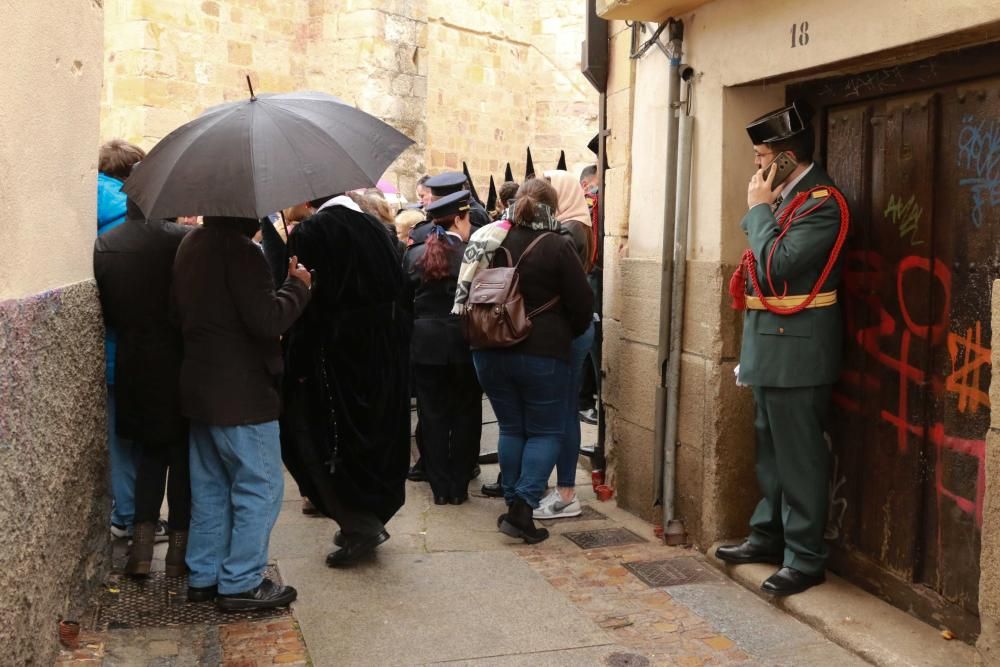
[527,295,560,318]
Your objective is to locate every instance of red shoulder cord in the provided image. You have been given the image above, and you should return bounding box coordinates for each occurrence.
[728,186,850,315]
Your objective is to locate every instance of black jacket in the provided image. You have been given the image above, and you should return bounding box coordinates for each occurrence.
[402,233,471,365]
[494,227,593,360]
[172,220,310,426]
[94,216,191,444]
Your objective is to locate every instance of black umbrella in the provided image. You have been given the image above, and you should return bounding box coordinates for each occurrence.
[124,88,414,219]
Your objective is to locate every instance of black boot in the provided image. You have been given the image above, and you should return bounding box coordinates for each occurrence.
[499,498,549,544]
[481,473,503,498]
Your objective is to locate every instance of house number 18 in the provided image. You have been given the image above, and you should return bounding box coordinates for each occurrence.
[790,22,810,48]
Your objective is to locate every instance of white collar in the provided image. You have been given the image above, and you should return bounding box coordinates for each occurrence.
[317,195,363,214]
[780,162,815,200]
[445,230,463,241]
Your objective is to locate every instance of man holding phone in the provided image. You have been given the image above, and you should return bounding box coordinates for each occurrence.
[716,101,849,596]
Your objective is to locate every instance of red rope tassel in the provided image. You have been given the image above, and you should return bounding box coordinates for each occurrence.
[729,257,747,310]
[729,187,850,315]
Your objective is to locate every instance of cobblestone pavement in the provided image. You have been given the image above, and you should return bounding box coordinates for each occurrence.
[54,404,863,666]
[54,576,310,666]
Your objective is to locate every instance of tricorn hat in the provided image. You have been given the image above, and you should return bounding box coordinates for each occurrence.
[746,100,813,144]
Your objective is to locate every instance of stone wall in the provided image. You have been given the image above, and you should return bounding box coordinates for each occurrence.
[102,0,597,205]
[0,285,107,664]
[2,0,107,662]
[599,0,1000,550]
[978,280,1000,662]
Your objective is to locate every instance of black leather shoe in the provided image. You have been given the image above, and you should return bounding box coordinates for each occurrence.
[434,495,449,505]
[481,473,504,498]
[326,530,390,567]
[407,460,426,482]
[469,465,481,481]
[478,451,499,464]
[187,584,217,603]
[216,578,297,611]
[715,540,782,565]
[761,567,825,596]
[448,494,468,505]
[333,530,356,547]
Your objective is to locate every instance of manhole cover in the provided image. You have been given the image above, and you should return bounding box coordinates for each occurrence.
[91,565,291,630]
[623,557,723,587]
[563,527,647,549]
[536,504,607,526]
[605,652,651,667]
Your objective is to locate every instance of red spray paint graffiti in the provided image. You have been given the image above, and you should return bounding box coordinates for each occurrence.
[834,250,988,529]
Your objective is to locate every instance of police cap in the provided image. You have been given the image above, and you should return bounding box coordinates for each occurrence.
[746,100,813,145]
[425,171,467,197]
[425,190,471,220]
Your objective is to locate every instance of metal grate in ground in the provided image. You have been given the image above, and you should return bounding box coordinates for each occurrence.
[623,557,723,588]
[562,527,647,550]
[90,565,291,630]
[536,504,608,526]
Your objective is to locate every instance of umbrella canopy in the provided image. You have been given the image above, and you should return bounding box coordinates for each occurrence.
[124,90,414,219]
[376,178,399,194]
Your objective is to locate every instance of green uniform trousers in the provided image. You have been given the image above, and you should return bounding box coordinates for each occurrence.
[747,384,832,577]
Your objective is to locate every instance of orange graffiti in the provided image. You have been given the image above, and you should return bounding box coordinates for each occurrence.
[946,321,991,413]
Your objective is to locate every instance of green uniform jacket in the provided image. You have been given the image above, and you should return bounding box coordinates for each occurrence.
[737,164,845,388]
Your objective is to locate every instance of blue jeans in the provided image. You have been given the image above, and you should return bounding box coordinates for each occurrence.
[557,322,595,488]
[473,351,570,508]
[107,385,136,528]
[187,421,284,594]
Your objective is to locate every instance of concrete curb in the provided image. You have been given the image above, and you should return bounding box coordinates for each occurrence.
[707,541,980,667]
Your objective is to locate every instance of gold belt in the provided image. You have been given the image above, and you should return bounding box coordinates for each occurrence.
[745,290,837,310]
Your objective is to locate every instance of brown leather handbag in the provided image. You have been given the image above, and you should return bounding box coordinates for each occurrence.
[462,233,559,349]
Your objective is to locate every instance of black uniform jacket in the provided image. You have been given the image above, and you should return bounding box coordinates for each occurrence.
[402,232,472,366]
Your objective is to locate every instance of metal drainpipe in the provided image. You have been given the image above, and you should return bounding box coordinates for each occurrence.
[662,69,695,545]
[652,19,684,517]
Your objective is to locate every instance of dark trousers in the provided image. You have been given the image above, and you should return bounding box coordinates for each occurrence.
[748,384,832,576]
[414,363,482,498]
[133,437,191,531]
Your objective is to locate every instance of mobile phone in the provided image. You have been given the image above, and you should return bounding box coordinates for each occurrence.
[765,151,798,190]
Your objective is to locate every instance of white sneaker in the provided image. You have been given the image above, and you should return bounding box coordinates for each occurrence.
[538,490,560,507]
[113,519,170,542]
[533,495,582,519]
[110,523,131,539]
[153,519,169,543]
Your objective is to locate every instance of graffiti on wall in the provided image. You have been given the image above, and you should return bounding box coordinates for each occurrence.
[958,114,1000,228]
[833,250,989,534]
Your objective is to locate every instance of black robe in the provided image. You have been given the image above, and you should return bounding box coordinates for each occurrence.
[281,204,411,524]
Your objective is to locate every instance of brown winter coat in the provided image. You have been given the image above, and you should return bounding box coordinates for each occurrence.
[172,219,310,426]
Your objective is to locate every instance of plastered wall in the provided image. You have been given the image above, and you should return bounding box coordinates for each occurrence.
[1,0,104,299]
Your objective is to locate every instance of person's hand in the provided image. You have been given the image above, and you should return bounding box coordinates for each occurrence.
[288,256,312,290]
[747,164,779,209]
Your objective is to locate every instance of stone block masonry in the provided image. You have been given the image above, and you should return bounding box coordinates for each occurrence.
[102,0,598,204]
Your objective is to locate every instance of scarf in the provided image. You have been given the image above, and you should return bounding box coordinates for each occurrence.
[545,170,591,226]
[451,219,511,314]
[451,202,560,314]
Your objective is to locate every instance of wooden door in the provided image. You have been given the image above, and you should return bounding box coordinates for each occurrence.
[792,43,1000,641]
